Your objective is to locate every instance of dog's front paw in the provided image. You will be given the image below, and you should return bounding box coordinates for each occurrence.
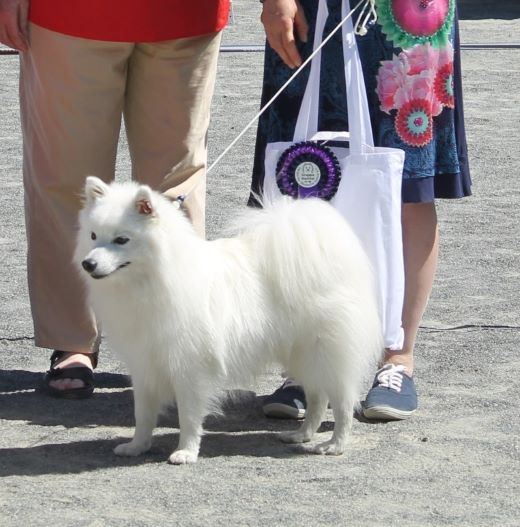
[279,430,312,444]
[168,449,198,465]
[309,439,346,456]
[114,440,151,457]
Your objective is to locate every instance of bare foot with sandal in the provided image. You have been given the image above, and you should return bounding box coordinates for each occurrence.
[44,351,99,399]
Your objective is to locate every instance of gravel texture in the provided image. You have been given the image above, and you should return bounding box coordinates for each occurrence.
[1,2,519,526]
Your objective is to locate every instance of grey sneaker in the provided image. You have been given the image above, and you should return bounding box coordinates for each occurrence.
[262,379,306,419]
[363,364,418,420]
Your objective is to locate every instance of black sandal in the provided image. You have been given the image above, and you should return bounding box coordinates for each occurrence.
[44,350,99,399]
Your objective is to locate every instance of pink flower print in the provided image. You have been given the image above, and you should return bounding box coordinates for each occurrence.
[437,41,454,67]
[391,0,451,40]
[376,43,450,120]
[403,43,439,75]
[393,69,443,116]
[376,55,409,113]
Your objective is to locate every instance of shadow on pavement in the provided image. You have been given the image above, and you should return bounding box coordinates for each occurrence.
[0,368,131,392]
[1,369,370,477]
[0,372,295,431]
[0,430,308,478]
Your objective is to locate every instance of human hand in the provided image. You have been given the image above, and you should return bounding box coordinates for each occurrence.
[261,0,308,69]
[0,0,29,51]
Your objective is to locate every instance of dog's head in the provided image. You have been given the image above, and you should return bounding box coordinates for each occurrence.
[74,176,168,281]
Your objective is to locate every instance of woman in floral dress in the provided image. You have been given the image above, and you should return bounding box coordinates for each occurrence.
[253,0,470,421]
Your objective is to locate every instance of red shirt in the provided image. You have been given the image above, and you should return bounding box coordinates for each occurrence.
[29,1,231,42]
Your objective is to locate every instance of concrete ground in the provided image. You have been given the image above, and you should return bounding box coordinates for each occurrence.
[1,2,519,526]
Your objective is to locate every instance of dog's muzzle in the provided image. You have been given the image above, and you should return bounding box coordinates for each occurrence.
[81,258,131,279]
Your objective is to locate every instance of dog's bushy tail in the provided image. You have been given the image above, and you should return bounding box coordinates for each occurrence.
[233,197,383,391]
[231,196,376,307]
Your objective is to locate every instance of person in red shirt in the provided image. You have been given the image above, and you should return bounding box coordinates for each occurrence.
[0,0,230,398]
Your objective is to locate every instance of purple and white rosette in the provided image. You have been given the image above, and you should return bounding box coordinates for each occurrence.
[275,141,341,200]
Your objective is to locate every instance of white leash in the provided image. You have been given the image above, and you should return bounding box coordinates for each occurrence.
[177,0,376,204]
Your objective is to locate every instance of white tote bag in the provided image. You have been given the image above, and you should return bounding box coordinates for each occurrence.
[264,0,405,350]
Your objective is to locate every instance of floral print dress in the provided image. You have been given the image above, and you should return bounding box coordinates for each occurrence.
[250,0,471,204]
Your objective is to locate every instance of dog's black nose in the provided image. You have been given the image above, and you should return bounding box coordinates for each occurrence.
[82,259,97,273]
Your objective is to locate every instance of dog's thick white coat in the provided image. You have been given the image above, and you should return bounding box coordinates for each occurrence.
[75,177,383,464]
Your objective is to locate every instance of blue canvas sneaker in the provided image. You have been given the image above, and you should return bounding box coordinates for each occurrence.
[262,379,306,419]
[363,364,418,420]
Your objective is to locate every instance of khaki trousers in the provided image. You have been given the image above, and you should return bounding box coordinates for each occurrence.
[20,24,222,352]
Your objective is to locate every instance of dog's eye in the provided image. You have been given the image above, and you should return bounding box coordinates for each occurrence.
[91,232,96,240]
[113,236,130,245]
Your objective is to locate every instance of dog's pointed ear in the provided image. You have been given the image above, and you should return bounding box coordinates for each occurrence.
[135,185,156,216]
[85,176,109,203]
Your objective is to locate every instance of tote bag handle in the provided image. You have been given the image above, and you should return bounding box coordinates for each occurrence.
[293,0,374,153]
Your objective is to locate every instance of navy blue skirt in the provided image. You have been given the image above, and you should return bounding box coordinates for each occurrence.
[250,0,471,204]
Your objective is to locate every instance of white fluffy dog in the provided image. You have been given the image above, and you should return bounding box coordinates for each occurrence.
[75,176,382,464]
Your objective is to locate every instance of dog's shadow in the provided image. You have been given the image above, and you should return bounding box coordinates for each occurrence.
[0,429,313,478]
[1,369,331,476]
[0,369,316,433]
[1,369,381,477]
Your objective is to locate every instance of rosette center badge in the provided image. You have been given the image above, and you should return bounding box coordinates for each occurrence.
[276,141,342,200]
[295,162,321,188]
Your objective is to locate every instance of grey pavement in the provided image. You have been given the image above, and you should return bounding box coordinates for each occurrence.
[1,2,519,526]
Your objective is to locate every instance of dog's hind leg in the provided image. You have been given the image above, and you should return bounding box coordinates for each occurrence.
[310,393,354,456]
[114,383,160,457]
[279,391,328,445]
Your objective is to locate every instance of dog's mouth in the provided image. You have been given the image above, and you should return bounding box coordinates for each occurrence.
[88,262,131,280]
